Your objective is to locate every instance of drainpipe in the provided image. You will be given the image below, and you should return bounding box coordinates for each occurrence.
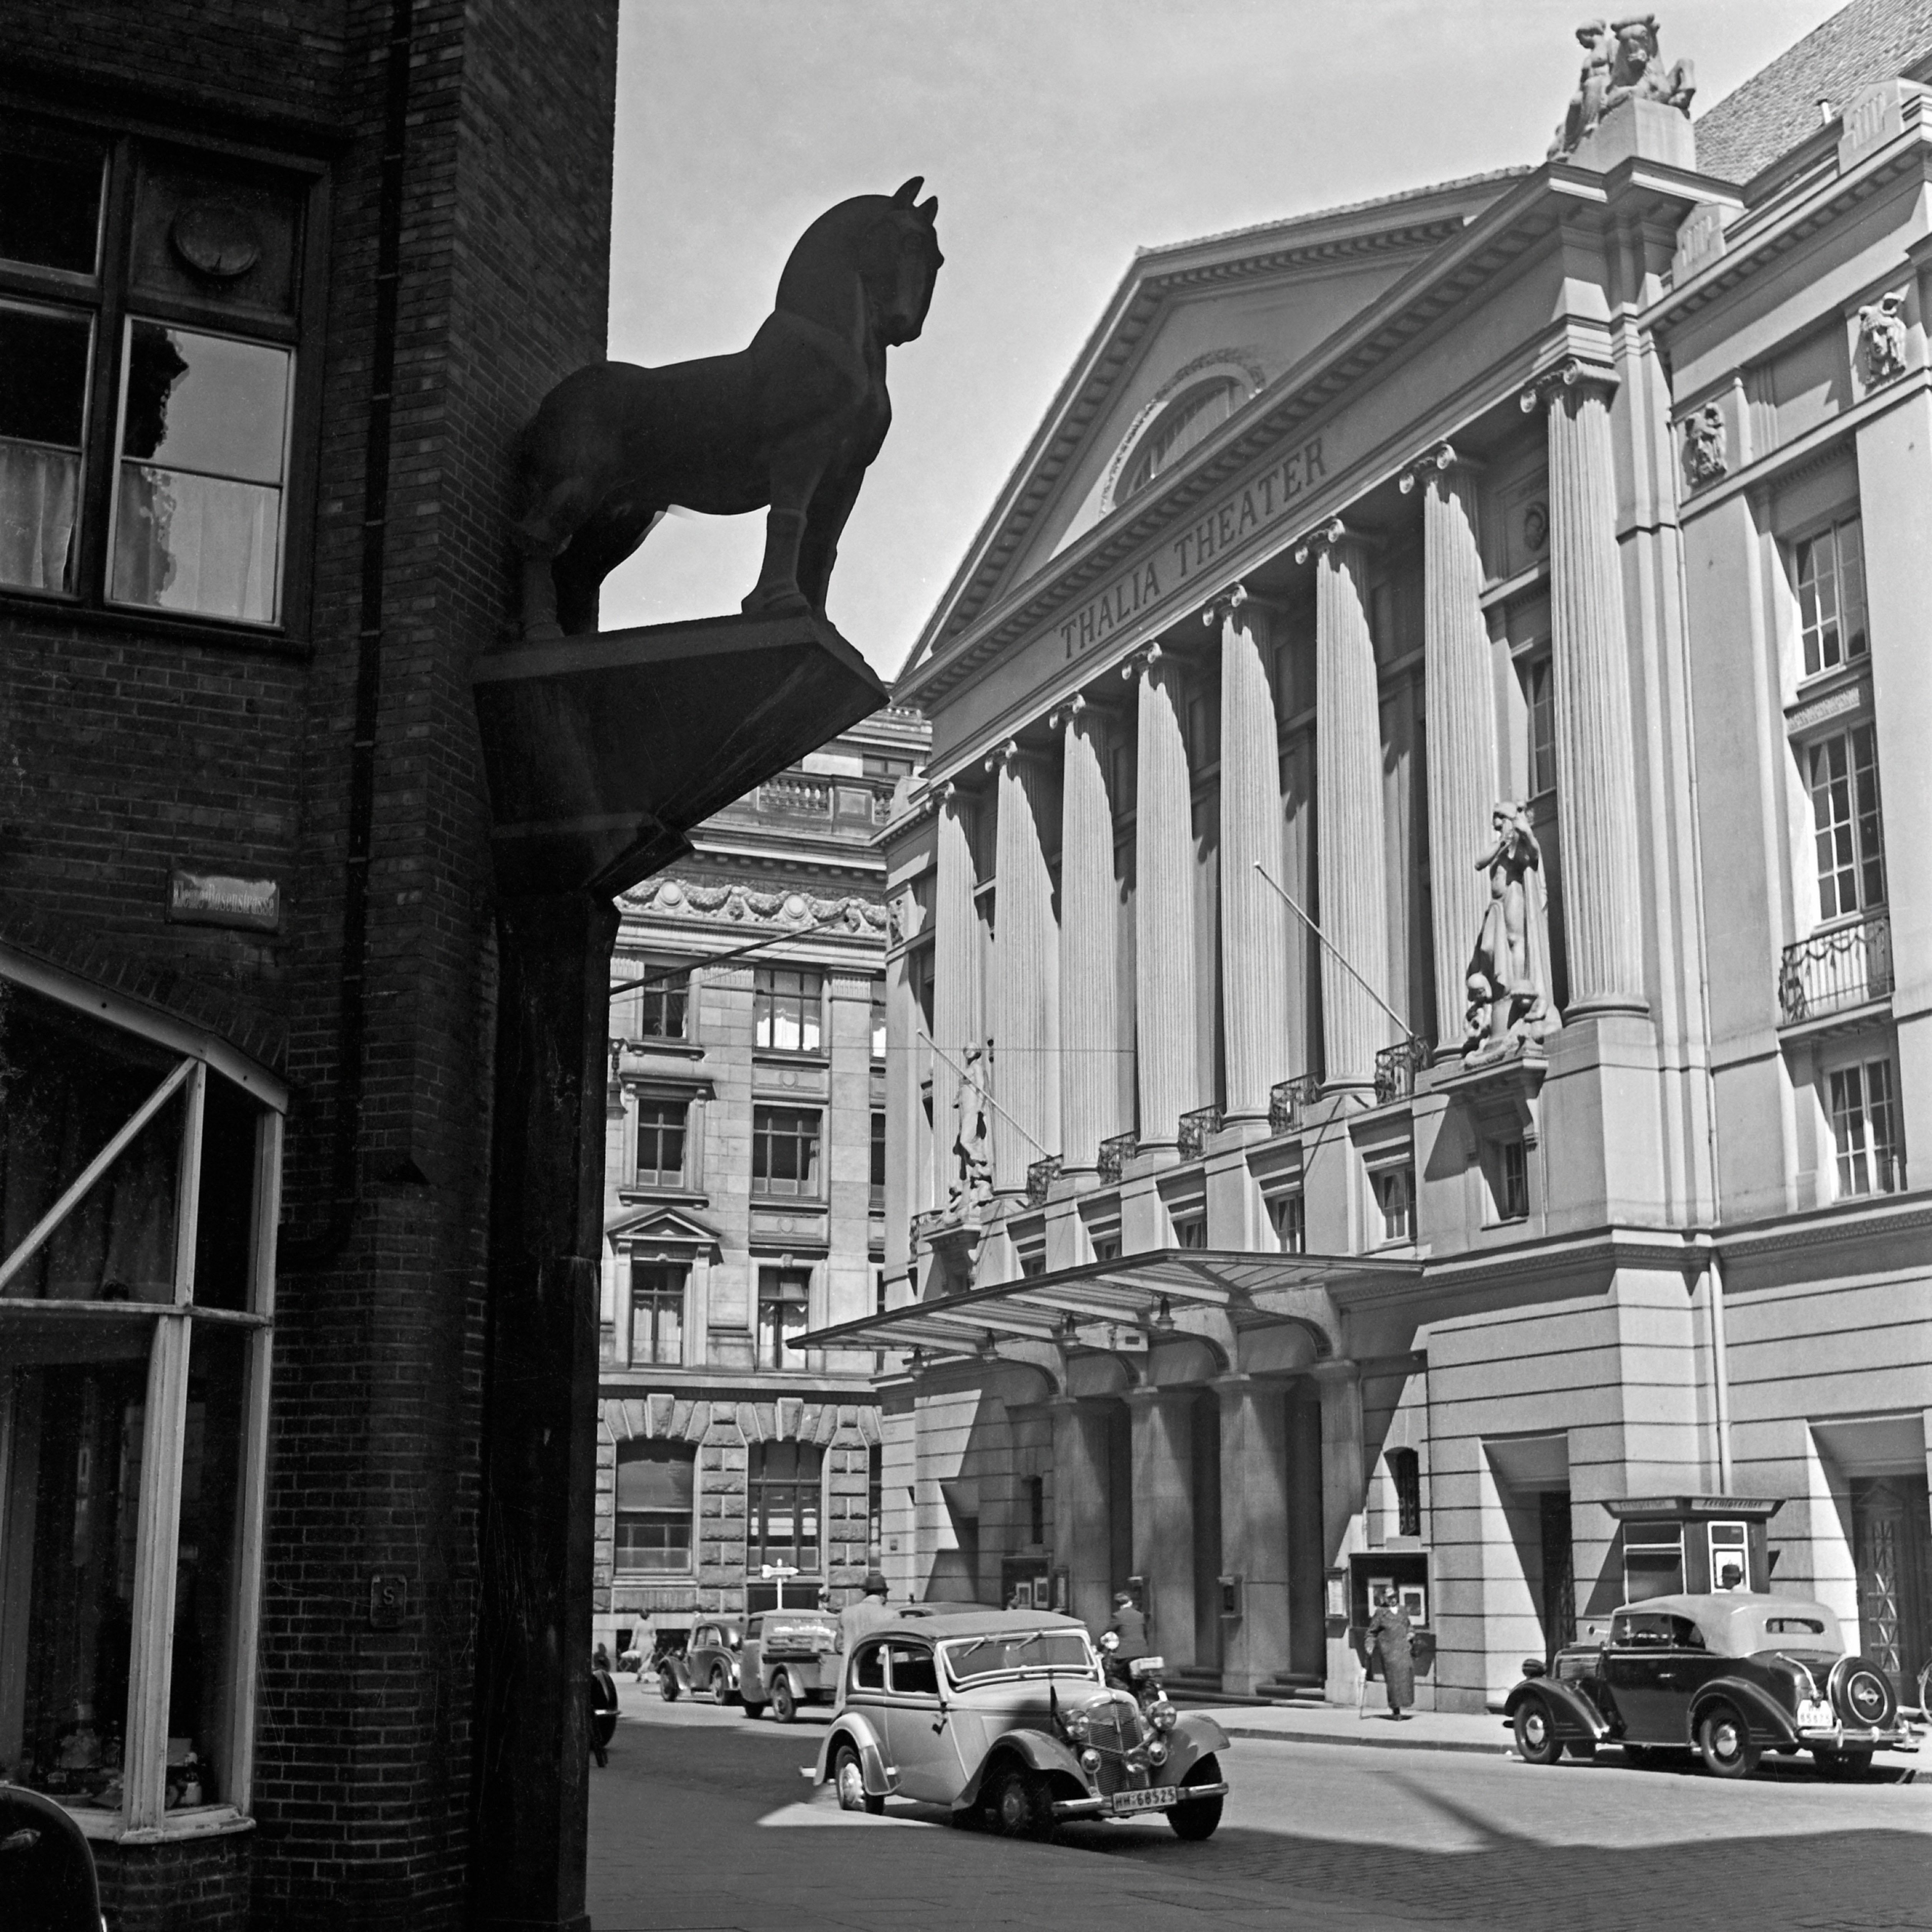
[1707,1253,1734,1490]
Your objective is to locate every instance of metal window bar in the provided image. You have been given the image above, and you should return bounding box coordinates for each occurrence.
[1778,912,1893,1025]
[1374,1037,1433,1107]
[1096,1131,1138,1186]
[1023,1156,1062,1208]
[1177,1105,1223,1162]
[1268,1074,1321,1136]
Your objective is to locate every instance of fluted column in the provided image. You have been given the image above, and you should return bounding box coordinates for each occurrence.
[1302,523,1390,1090]
[1128,1386,1197,1668]
[1050,1397,1114,1634]
[1216,1375,1291,1694]
[1406,446,1499,1054]
[933,782,981,1206]
[1213,588,1292,1122]
[1055,696,1119,1174]
[986,740,1059,1192]
[1530,365,1646,1014]
[1125,644,1198,1150]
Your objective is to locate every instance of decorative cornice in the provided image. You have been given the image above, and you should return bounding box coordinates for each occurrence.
[620,878,888,935]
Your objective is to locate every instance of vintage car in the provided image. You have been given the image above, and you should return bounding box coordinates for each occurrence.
[655,1618,743,1704]
[811,1609,1230,1839]
[740,1608,843,1722]
[1504,1591,1914,1778]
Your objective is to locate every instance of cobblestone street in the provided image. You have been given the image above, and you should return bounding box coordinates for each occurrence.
[589,1684,1932,1932]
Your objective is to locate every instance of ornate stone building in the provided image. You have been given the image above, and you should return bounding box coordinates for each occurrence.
[593,706,927,1656]
[825,1,1932,1714]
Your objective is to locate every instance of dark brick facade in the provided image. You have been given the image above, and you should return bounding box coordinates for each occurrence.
[3,4,620,1928]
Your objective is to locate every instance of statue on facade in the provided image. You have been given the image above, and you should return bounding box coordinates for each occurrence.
[509,178,942,637]
[1550,16,1695,158]
[1465,803,1554,1057]
[1858,290,1909,386]
[949,1043,993,1212]
[1682,402,1727,485]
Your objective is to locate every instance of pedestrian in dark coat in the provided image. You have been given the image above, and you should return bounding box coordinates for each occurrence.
[1365,1590,1416,1719]
[1106,1591,1149,1661]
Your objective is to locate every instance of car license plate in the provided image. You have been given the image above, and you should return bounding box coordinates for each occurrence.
[1110,1786,1180,1815]
[1797,1699,1833,1729]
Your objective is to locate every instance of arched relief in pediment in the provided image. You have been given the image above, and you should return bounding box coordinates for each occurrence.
[1099,349,1269,518]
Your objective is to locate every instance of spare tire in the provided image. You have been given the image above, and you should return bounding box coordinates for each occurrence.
[1828,1655,1897,1730]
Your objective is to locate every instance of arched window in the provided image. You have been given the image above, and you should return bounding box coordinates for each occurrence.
[1116,377,1241,505]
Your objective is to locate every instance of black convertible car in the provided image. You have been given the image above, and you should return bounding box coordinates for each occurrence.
[1505,1592,1915,1778]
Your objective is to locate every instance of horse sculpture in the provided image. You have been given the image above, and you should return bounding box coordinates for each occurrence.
[510,178,942,637]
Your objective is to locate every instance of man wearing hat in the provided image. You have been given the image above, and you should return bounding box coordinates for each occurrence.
[834,1571,895,1707]
[1107,1589,1149,1663]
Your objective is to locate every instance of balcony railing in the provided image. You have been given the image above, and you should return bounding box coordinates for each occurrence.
[1024,1156,1062,1208]
[757,774,832,817]
[1097,1131,1138,1186]
[1178,1105,1223,1161]
[1269,1074,1322,1136]
[1779,912,1893,1025]
[1374,1037,1433,1106]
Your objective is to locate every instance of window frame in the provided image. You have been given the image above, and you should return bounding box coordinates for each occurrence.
[633,1095,689,1189]
[612,1437,696,1576]
[753,967,824,1055]
[755,1264,811,1371]
[628,1261,688,1368]
[1823,1045,1905,1199]
[745,1438,823,1576]
[1803,721,1887,927]
[0,952,285,1837]
[751,1105,823,1201]
[1789,510,1869,682]
[0,107,330,650]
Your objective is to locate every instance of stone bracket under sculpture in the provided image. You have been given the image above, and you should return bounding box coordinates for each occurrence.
[471,611,887,900]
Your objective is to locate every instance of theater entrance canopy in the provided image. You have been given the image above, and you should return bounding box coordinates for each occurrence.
[795,1247,1424,1380]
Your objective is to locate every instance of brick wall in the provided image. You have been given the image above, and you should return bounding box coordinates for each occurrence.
[96,1830,252,1932]
[2,2,621,1926]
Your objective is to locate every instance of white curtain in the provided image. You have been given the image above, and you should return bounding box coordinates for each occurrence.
[0,439,79,592]
[113,464,279,624]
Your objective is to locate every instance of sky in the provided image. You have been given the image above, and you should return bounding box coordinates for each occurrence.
[603,0,1848,681]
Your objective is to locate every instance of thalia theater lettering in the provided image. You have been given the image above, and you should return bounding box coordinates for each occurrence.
[1057,433,1331,659]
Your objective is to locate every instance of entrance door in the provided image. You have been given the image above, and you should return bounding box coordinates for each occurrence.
[1539,1490,1575,1665]
[1852,1476,1932,1698]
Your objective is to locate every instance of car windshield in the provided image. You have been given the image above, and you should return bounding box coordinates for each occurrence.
[939,1630,1096,1685]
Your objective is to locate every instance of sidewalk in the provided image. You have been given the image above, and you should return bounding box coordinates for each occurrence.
[1191,1698,1516,1755]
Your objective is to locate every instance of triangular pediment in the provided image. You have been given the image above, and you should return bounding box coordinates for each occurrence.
[901,171,1522,683]
[605,1203,722,1251]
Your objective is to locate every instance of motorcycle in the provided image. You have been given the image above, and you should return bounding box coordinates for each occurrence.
[1097,1629,1178,1725]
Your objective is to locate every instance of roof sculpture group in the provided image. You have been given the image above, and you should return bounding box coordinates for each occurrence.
[1550,15,1696,158]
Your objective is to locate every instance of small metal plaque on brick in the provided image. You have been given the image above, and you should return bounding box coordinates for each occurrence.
[167,864,281,932]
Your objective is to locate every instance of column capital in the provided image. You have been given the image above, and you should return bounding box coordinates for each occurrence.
[1397,441,1483,494]
[1198,581,1248,630]
[1293,518,1379,567]
[1048,691,1088,733]
[1517,355,1618,414]
[983,737,1021,774]
[1118,639,1163,682]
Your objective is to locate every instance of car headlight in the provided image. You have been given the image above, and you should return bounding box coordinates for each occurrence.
[1146,1739,1168,1766]
[1061,1708,1091,1744]
[1079,1748,1101,1772]
[1150,1701,1178,1733]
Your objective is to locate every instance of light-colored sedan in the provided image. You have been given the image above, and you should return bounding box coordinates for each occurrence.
[811,1608,1229,1839]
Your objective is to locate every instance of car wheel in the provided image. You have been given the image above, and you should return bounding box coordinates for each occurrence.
[1697,1703,1761,1779]
[989,1764,1052,1841]
[770,1678,797,1724]
[1513,1699,1562,1767]
[710,1664,735,1705]
[1168,1754,1223,1841]
[657,1669,679,1703]
[832,1741,884,1816]
[1813,1746,1874,1780]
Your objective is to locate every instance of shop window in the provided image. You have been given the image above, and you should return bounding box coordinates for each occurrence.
[1372,1166,1415,1245]
[1117,377,1240,504]
[756,1266,811,1370]
[1807,724,1886,922]
[1520,654,1556,799]
[754,968,822,1053]
[629,1264,686,1367]
[614,1440,694,1574]
[0,117,313,627]
[1386,1448,1422,1538]
[0,972,280,1831]
[1269,1191,1305,1255]
[1827,1052,1904,1198]
[752,1106,821,1199]
[747,1440,822,1574]
[1792,513,1868,678]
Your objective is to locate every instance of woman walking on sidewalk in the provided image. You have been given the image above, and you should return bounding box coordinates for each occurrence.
[1365,1590,1416,1720]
